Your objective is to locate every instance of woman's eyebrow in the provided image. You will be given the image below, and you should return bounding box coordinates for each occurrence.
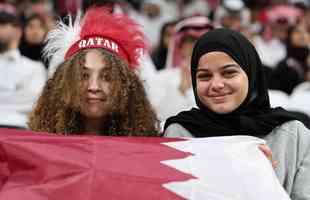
[197,64,239,72]
[82,66,90,70]
[221,64,239,69]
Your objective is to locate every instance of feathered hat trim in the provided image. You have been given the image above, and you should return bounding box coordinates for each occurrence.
[44,6,147,70]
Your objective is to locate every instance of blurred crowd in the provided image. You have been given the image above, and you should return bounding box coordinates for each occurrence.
[0,0,310,129]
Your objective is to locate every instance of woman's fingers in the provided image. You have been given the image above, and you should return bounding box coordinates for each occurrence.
[259,144,278,169]
[272,160,279,169]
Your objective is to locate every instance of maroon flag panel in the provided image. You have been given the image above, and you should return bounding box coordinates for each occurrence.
[0,129,192,200]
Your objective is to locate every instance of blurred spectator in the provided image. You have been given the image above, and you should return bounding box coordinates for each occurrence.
[214,0,251,30]
[306,54,310,80]
[148,15,213,127]
[0,3,46,128]
[131,0,177,50]
[180,0,211,17]
[13,0,56,31]
[302,7,310,34]
[55,0,82,17]
[269,25,310,94]
[290,0,309,9]
[26,0,54,17]
[82,0,116,13]
[19,14,48,68]
[151,20,177,71]
[267,5,302,42]
[253,31,287,68]
[252,5,302,69]
[14,0,54,21]
[239,25,256,43]
[165,16,214,69]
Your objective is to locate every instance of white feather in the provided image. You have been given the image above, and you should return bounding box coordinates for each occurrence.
[44,11,82,77]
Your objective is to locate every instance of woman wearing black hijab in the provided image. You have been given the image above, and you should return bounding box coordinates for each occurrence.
[19,14,49,68]
[164,28,310,200]
[269,25,310,94]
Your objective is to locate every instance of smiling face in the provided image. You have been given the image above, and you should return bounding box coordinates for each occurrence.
[196,51,249,114]
[79,49,112,120]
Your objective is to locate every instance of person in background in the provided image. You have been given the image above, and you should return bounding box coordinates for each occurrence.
[151,20,177,71]
[148,15,213,127]
[131,0,177,51]
[253,4,302,69]
[82,0,116,13]
[282,52,310,119]
[164,28,310,200]
[303,6,310,33]
[213,0,250,31]
[19,14,49,68]
[0,3,46,129]
[28,6,159,136]
[269,24,310,94]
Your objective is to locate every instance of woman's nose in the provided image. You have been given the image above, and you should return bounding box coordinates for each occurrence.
[88,77,100,92]
[210,75,225,91]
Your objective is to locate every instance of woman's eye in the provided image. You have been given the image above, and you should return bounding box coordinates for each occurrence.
[197,73,211,80]
[223,70,237,77]
[100,72,110,81]
[82,72,89,80]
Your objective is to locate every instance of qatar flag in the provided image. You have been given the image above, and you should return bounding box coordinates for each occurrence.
[0,128,290,200]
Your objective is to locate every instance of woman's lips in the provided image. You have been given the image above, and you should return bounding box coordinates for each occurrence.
[211,96,226,103]
[209,93,231,103]
[86,98,104,103]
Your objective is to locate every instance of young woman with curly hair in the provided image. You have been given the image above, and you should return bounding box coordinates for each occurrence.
[28,7,160,136]
[28,48,160,135]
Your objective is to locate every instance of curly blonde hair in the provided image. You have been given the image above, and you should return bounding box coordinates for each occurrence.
[28,49,160,136]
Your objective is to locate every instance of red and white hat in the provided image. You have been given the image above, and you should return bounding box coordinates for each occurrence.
[44,6,147,75]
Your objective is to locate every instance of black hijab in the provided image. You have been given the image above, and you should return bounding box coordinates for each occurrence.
[286,26,310,66]
[164,28,298,137]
